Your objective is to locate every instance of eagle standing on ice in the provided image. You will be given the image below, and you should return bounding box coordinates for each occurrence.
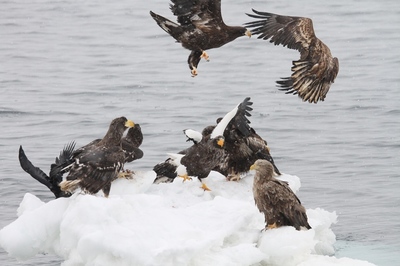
[246,9,339,103]
[150,0,251,76]
[60,117,134,197]
[250,159,311,230]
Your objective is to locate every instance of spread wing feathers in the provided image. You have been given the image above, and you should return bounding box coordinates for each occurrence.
[246,9,339,103]
[149,11,183,38]
[49,141,76,179]
[18,145,73,198]
[229,97,253,137]
[245,9,314,53]
[256,179,310,230]
[170,0,223,28]
[19,146,52,189]
[211,97,252,139]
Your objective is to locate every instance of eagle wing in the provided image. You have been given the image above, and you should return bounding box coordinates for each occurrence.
[246,9,314,54]
[266,179,310,230]
[19,145,52,189]
[246,9,339,103]
[171,0,223,30]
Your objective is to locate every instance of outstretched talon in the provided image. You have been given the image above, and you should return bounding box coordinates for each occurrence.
[178,174,192,182]
[191,67,198,77]
[201,51,209,61]
[200,182,211,191]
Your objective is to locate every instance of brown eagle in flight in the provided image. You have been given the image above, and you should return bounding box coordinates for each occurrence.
[246,9,339,103]
[251,159,311,230]
[150,0,251,77]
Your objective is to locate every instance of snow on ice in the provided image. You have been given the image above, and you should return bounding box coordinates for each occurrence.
[0,170,376,266]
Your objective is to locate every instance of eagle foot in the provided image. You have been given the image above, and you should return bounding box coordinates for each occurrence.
[226,174,241,181]
[179,174,192,182]
[191,67,198,77]
[118,169,134,179]
[266,223,278,230]
[200,182,211,191]
[200,51,209,61]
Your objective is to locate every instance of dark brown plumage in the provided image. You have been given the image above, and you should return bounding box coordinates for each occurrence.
[18,142,76,198]
[150,0,251,76]
[153,97,280,184]
[179,135,225,190]
[122,123,144,163]
[60,117,134,197]
[246,9,339,103]
[212,98,280,180]
[250,159,311,230]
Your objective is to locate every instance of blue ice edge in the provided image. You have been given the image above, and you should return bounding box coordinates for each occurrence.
[335,240,400,266]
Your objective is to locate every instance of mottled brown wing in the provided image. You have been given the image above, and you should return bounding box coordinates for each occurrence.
[246,9,339,103]
[171,0,223,30]
[246,9,314,53]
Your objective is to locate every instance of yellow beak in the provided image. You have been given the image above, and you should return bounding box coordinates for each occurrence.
[125,120,135,128]
[217,138,225,147]
[250,164,256,170]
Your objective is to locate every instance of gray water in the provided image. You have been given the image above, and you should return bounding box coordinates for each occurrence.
[1,0,399,265]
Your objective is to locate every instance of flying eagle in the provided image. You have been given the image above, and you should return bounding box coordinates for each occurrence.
[245,9,339,103]
[60,117,134,197]
[250,159,311,230]
[18,142,76,198]
[150,0,251,76]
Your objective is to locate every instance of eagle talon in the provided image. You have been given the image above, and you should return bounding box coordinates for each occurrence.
[118,170,133,179]
[179,174,192,182]
[200,51,209,61]
[191,67,198,77]
[200,182,211,191]
[267,222,278,230]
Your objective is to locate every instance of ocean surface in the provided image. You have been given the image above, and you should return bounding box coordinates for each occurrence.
[1,0,399,265]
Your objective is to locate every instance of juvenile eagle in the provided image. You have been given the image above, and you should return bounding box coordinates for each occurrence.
[60,117,134,197]
[150,0,251,76]
[250,159,311,230]
[246,9,339,103]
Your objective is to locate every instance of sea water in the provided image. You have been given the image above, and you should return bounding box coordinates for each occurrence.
[0,0,399,265]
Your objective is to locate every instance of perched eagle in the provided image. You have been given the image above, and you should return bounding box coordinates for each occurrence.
[121,123,144,163]
[245,9,339,103]
[174,134,226,191]
[18,142,76,198]
[250,159,311,230]
[154,97,275,190]
[60,117,134,197]
[150,0,251,76]
[211,98,281,180]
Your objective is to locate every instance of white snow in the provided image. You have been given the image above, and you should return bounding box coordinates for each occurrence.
[0,170,376,266]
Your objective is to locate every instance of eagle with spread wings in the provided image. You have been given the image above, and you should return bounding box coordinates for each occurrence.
[246,9,339,103]
[150,0,251,76]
